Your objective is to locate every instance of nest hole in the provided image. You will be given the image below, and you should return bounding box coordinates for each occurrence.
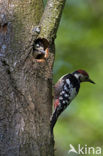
[36,54,44,59]
[33,38,49,62]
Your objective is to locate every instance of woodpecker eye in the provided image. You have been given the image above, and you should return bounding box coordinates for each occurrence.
[35,43,40,48]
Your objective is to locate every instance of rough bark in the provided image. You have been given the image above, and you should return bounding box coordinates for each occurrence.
[0,0,66,155]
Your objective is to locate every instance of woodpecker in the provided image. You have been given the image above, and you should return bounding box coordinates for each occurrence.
[50,69,95,134]
[34,41,45,53]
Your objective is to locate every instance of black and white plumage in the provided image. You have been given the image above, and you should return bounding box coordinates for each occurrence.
[50,69,95,134]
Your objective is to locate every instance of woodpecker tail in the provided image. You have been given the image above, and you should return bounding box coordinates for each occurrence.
[50,106,64,134]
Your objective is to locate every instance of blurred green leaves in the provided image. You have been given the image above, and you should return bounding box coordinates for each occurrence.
[53,0,103,156]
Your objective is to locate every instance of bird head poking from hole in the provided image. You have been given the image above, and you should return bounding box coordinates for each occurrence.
[73,69,95,84]
[33,38,49,61]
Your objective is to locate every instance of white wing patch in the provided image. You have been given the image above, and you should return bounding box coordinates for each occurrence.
[69,87,77,100]
[59,96,63,100]
[66,79,70,85]
[61,91,65,94]
[64,85,68,91]
[63,101,66,104]
[64,94,68,97]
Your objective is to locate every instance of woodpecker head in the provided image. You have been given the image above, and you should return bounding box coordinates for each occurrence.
[73,69,95,84]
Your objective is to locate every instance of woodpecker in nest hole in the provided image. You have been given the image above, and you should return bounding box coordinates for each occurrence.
[34,41,46,59]
[50,69,95,134]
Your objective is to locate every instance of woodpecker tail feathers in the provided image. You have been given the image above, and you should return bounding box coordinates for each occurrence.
[50,106,64,134]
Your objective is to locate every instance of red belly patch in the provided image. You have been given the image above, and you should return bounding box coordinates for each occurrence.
[54,99,59,109]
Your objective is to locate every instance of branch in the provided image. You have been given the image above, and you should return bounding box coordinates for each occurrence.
[39,0,66,42]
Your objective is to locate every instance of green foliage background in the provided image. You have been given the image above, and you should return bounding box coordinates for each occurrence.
[45,0,103,155]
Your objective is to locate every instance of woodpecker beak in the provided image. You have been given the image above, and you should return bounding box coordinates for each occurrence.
[35,49,45,54]
[87,78,95,84]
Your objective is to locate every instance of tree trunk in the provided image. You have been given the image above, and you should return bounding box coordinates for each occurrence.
[0,0,65,155]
